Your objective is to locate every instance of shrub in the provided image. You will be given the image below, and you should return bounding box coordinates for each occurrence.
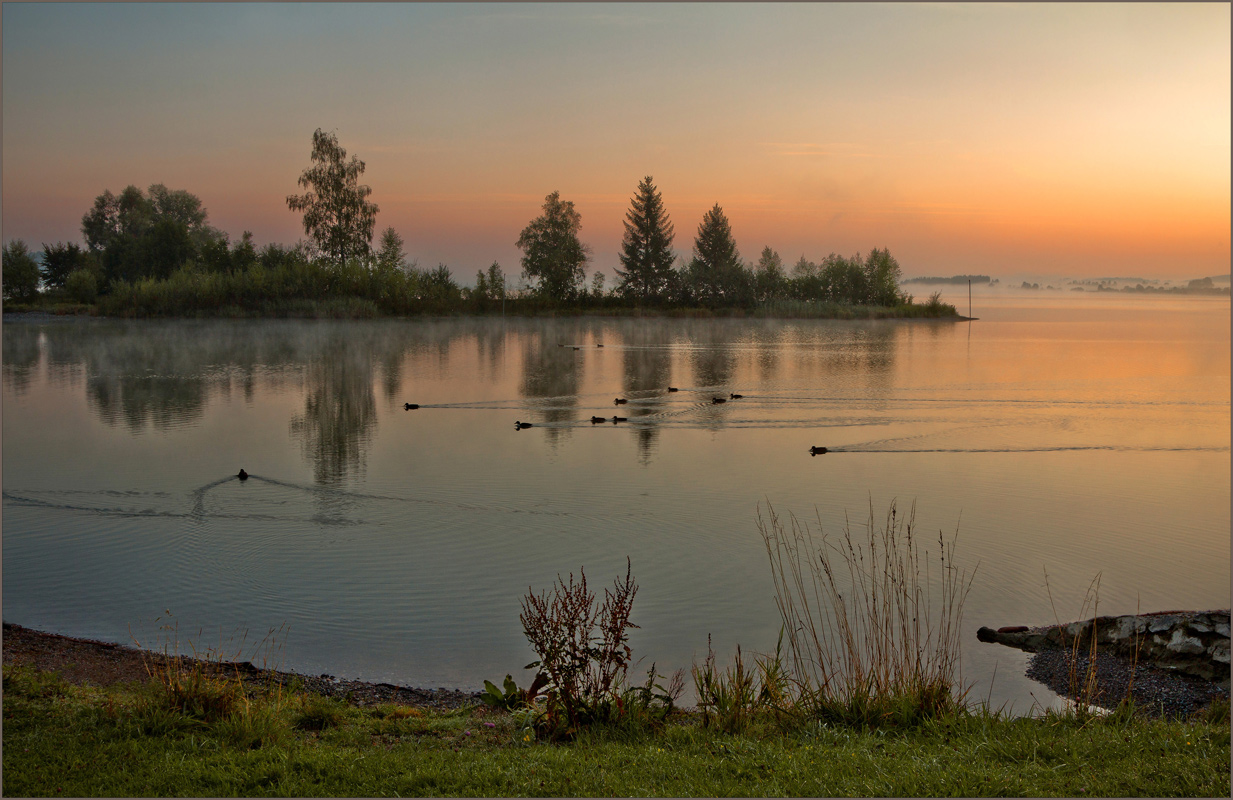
[66,268,99,304]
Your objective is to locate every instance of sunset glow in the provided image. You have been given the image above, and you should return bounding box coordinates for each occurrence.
[3,2,1228,281]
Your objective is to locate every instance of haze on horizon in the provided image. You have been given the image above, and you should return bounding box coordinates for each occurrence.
[2,2,1229,283]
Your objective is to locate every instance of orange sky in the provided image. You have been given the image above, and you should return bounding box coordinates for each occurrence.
[3,3,1229,281]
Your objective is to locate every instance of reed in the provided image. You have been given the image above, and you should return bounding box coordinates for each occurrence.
[757,499,975,725]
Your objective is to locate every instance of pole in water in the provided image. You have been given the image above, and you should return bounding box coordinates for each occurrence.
[968,278,972,319]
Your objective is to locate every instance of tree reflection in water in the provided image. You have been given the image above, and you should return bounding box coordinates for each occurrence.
[617,320,674,463]
[518,319,586,446]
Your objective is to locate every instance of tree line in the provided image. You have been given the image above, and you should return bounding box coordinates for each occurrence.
[4,129,946,317]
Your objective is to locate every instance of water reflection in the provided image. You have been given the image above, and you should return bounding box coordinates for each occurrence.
[1,317,909,472]
[289,335,378,486]
[619,322,674,462]
[518,320,585,445]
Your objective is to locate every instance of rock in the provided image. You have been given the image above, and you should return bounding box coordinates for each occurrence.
[976,609,1230,690]
[1166,629,1206,656]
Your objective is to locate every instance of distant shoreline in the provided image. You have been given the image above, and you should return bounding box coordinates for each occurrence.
[1,306,971,322]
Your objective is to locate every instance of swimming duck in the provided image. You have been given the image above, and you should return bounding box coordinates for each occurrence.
[614,398,628,405]
[712,397,727,404]
[596,343,604,348]
[730,393,743,400]
[238,469,249,480]
[404,403,419,410]
[590,416,607,424]
[667,387,679,392]
[809,446,828,456]
[612,416,628,423]
[515,421,533,429]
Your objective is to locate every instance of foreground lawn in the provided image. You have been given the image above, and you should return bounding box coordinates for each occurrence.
[3,666,1228,797]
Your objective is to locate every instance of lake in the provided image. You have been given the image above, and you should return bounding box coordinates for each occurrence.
[3,290,1229,713]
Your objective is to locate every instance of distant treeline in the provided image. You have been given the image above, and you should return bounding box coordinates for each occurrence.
[902,275,991,285]
[2,130,959,320]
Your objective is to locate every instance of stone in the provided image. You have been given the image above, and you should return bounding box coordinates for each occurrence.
[977,609,1231,688]
[1166,629,1206,656]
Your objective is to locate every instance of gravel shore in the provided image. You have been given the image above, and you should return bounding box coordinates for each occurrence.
[2,623,482,710]
[1026,647,1228,719]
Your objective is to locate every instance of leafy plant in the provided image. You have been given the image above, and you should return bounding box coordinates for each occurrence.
[481,672,547,711]
[517,558,642,738]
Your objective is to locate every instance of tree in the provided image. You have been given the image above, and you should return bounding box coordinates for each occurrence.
[422,264,461,304]
[81,185,152,253]
[686,204,751,307]
[286,129,379,265]
[821,253,867,304]
[40,241,89,291]
[375,227,406,272]
[486,262,506,301]
[81,183,222,288]
[615,176,675,303]
[516,191,590,303]
[863,247,904,306]
[753,246,786,303]
[3,240,41,301]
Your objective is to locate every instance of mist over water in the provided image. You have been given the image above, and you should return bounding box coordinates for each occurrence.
[3,292,1229,713]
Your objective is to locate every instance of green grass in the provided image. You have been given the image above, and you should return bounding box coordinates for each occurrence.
[3,664,1227,797]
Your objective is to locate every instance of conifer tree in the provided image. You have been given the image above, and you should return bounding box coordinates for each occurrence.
[686,204,751,307]
[615,176,675,303]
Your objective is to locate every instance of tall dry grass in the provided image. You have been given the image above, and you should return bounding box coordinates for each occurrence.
[757,499,975,724]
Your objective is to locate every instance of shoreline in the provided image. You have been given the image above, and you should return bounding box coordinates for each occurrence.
[6,621,1228,719]
[1,622,482,710]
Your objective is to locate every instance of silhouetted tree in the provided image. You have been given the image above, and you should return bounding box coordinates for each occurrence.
[3,240,41,301]
[615,176,675,303]
[516,191,590,303]
[686,204,751,307]
[40,241,91,291]
[81,183,222,287]
[863,247,904,306]
[753,246,786,303]
[286,129,379,265]
[486,262,506,300]
[376,227,406,272]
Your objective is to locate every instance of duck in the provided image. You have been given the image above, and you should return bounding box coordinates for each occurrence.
[404,403,419,410]
[809,446,828,456]
[614,398,628,405]
[596,343,604,348]
[729,393,744,400]
[515,421,533,429]
[573,346,582,350]
[590,416,607,424]
[712,397,727,404]
[612,416,628,423]
[238,469,249,481]
[667,387,679,392]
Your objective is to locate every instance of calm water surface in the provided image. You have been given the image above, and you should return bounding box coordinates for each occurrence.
[4,291,1229,712]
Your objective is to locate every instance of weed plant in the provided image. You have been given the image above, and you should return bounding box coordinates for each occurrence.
[514,558,683,739]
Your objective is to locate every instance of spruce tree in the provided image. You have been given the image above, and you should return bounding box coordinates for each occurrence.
[615,176,675,303]
[687,204,750,307]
